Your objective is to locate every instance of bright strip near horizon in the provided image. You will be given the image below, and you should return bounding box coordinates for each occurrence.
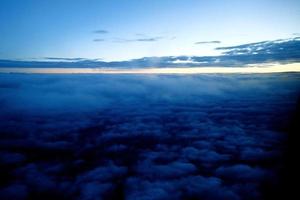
[0,63,300,74]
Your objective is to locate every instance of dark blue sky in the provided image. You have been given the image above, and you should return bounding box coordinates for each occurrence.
[0,0,299,61]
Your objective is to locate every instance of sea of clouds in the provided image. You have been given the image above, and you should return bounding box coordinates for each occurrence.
[0,73,299,200]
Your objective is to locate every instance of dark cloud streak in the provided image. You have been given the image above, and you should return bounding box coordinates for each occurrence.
[93,29,109,34]
[93,38,105,42]
[43,57,86,61]
[195,40,221,45]
[114,36,164,43]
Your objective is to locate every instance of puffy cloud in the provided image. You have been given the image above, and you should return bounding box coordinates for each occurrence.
[79,182,113,200]
[182,176,240,200]
[215,164,268,182]
[0,152,26,165]
[0,184,28,200]
[76,164,127,183]
[135,160,197,179]
[125,176,240,200]
[181,147,231,168]
[125,177,181,200]
[0,73,299,199]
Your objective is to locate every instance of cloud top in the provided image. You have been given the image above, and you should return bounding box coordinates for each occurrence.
[0,73,299,199]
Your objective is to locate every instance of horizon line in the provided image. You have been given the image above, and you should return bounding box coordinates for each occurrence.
[0,63,300,74]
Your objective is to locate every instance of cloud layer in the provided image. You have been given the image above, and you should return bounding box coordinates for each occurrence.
[1,37,299,68]
[0,73,299,199]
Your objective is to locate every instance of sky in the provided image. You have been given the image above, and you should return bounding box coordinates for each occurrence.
[0,0,300,61]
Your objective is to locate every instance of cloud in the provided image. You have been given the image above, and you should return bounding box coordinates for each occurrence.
[79,182,113,200]
[0,152,26,165]
[76,163,127,183]
[215,164,268,182]
[1,37,300,68]
[135,160,197,179]
[195,40,221,45]
[93,38,105,42]
[114,36,164,43]
[125,176,240,200]
[134,34,176,41]
[181,147,231,168]
[0,73,299,199]
[182,176,240,200]
[43,57,86,61]
[0,184,28,200]
[135,37,163,42]
[134,37,162,42]
[216,37,300,57]
[93,29,109,34]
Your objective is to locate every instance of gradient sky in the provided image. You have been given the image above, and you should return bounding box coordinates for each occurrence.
[0,0,299,61]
